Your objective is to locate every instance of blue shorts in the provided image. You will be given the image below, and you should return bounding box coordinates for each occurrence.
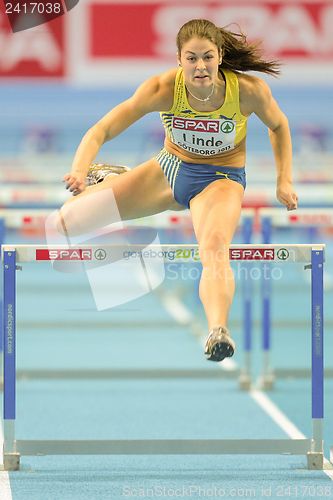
[156,148,246,208]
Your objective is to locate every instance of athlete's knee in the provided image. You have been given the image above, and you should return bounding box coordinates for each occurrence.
[56,186,123,237]
[56,208,67,236]
[199,232,230,265]
[55,205,83,237]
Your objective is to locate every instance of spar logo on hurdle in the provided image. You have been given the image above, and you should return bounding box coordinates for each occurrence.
[230,248,275,260]
[277,248,290,260]
[36,249,92,260]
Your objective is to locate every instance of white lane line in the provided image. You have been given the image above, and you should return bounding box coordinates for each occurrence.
[251,390,305,439]
[160,292,193,325]
[251,389,333,480]
[0,424,13,500]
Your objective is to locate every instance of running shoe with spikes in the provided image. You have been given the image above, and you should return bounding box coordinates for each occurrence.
[204,326,235,362]
[86,163,131,186]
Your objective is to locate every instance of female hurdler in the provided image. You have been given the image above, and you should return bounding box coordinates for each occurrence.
[60,19,298,362]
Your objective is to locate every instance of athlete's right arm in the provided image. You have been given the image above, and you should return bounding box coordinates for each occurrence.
[64,71,175,194]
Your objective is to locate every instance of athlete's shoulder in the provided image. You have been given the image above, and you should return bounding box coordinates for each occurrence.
[236,72,269,93]
[237,72,273,115]
[158,67,179,87]
[131,68,178,113]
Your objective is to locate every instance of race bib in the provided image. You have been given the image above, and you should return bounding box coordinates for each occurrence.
[171,117,236,156]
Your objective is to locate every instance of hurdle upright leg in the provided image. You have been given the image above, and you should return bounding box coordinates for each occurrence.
[307,248,324,469]
[259,216,275,389]
[239,215,253,390]
[0,217,6,390]
[2,249,20,471]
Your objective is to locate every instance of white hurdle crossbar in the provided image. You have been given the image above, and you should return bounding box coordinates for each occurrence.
[1,243,326,471]
[0,186,68,207]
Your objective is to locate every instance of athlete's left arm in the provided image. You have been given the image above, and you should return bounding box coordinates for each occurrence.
[243,77,298,210]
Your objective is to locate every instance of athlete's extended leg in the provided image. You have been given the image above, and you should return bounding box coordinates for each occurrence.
[190,179,244,360]
[58,158,183,236]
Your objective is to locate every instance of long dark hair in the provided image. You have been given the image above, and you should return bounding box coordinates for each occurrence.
[176,19,280,76]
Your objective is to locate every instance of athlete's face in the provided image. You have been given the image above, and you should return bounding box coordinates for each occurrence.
[178,37,221,88]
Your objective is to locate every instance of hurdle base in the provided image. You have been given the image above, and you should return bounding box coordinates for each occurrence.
[238,373,252,391]
[257,373,275,391]
[13,368,239,381]
[307,452,324,470]
[1,438,319,470]
[331,447,333,465]
[275,368,333,379]
[3,452,20,471]
[15,438,312,456]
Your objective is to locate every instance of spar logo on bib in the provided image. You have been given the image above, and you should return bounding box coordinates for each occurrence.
[171,117,236,156]
[221,121,235,133]
[173,118,220,133]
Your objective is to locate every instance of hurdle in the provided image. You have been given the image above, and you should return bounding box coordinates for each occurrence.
[1,182,333,209]
[0,209,255,388]
[0,186,68,208]
[244,183,333,208]
[1,243,326,471]
[257,208,333,389]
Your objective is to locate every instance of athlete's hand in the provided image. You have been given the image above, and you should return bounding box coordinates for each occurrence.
[276,181,298,211]
[63,173,86,196]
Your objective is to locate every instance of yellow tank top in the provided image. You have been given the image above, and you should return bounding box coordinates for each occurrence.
[160,68,248,167]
